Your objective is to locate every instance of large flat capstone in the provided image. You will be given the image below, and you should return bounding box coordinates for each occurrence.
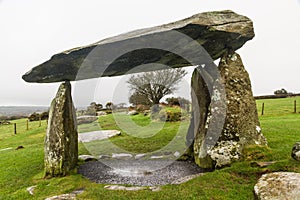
[22,10,254,83]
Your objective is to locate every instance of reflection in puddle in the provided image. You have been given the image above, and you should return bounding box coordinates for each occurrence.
[110,168,153,177]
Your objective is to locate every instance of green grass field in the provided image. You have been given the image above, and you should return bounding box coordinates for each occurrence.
[0,98,299,199]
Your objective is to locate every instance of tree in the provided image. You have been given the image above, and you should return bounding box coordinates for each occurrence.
[86,102,103,115]
[274,88,288,95]
[127,68,187,106]
[129,92,151,106]
[166,97,191,111]
[105,102,114,110]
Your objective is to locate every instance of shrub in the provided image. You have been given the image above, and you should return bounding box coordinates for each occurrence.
[158,106,184,122]
[28,112,49,121]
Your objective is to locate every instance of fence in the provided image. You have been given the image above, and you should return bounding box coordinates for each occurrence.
[0,118,47,135]
[256,96,300,116]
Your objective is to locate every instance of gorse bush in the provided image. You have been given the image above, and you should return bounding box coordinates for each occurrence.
[158,106,187,122]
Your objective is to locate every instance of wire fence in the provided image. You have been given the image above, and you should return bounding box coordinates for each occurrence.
[256,97,300,116]
[0,118,48,135]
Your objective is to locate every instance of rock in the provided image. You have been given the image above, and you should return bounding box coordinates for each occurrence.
[174,151,181,158]
[107,130,121,138]
[0,147,12,152]
[45,194,76,200]
[250,161,277,168]
[254,172,300,200]
[191,51,267,169]
[99,155,111,159]
[26,185,37,195]
[78,155,97,162]
[22,10,254,83]
[127,110,138,115]
[104,185,146,191]
[135,153,146,159]
[44,81,78,177]
[171,173,204,185]
[45,189,84,200]
[291,142,300,161]
[104,185,161,192]
[78,130,121,142]
[96,111,107,116]
[76,115,98,125]
[15,145,24,150]
[150,155,164,159]
[111,153,133,159]
[149,186,162,192]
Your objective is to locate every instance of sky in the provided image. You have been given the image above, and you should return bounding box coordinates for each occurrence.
[0,0,299,107]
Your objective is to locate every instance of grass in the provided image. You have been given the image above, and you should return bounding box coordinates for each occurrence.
[256,96,300,116]
[0,99,299,199]
[79,113,188,156]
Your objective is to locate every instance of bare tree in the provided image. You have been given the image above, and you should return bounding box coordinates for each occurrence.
[127,68,187,106]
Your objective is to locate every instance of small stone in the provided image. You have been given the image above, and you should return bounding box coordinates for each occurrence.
[76,116,98,125]
[0,147,12,152]
[171,173,204,185]
[99,155,110,159]
[96,111,107,116]
[104,185,145,191]
[291,142,300,161]
[45,193,76,200]
[150,155,164,159]
[107,130,121,138]
[127,110,138,115]
[149,186,162,192]
[26,185,37,195]
[71,188,84,195]
[112,153,133,159]
[254,172,300,200]
[250,161,277,168]
[15,146,24,150]
[78,155,97,162]
[135,154,146,159]
[174,151,181,158]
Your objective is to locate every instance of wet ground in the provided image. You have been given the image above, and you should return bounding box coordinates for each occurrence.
[78,160,204,186]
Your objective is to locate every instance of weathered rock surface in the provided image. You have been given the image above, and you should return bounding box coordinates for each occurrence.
[111,153,133,159]
[22,10,254,83]
[191,51,267,169]
[45,193,76,200]
[291,142,300,161]
[78,130,121,142]
[254,172,300,200]
[76,115,98,125]
[44,81,78,177]
[26,185,37,195]
[78,155,97,162]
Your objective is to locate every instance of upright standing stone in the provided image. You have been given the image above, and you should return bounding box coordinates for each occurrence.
[44,81,78,177]
[191,51,267,169]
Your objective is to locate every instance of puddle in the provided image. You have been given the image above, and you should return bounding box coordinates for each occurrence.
[110,168,153,177]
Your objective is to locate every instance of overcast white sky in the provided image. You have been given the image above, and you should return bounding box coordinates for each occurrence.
[0,0,299,106]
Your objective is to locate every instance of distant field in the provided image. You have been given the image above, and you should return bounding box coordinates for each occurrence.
[256,96,300,116]
[0,106,49,117]
[0,99,299,199]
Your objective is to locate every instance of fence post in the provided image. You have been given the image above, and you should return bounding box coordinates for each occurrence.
[26,120,29,130]
[294,100,297,113]
[14,123,17,134]
[261,102,265,116]
[39,116,41,127]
